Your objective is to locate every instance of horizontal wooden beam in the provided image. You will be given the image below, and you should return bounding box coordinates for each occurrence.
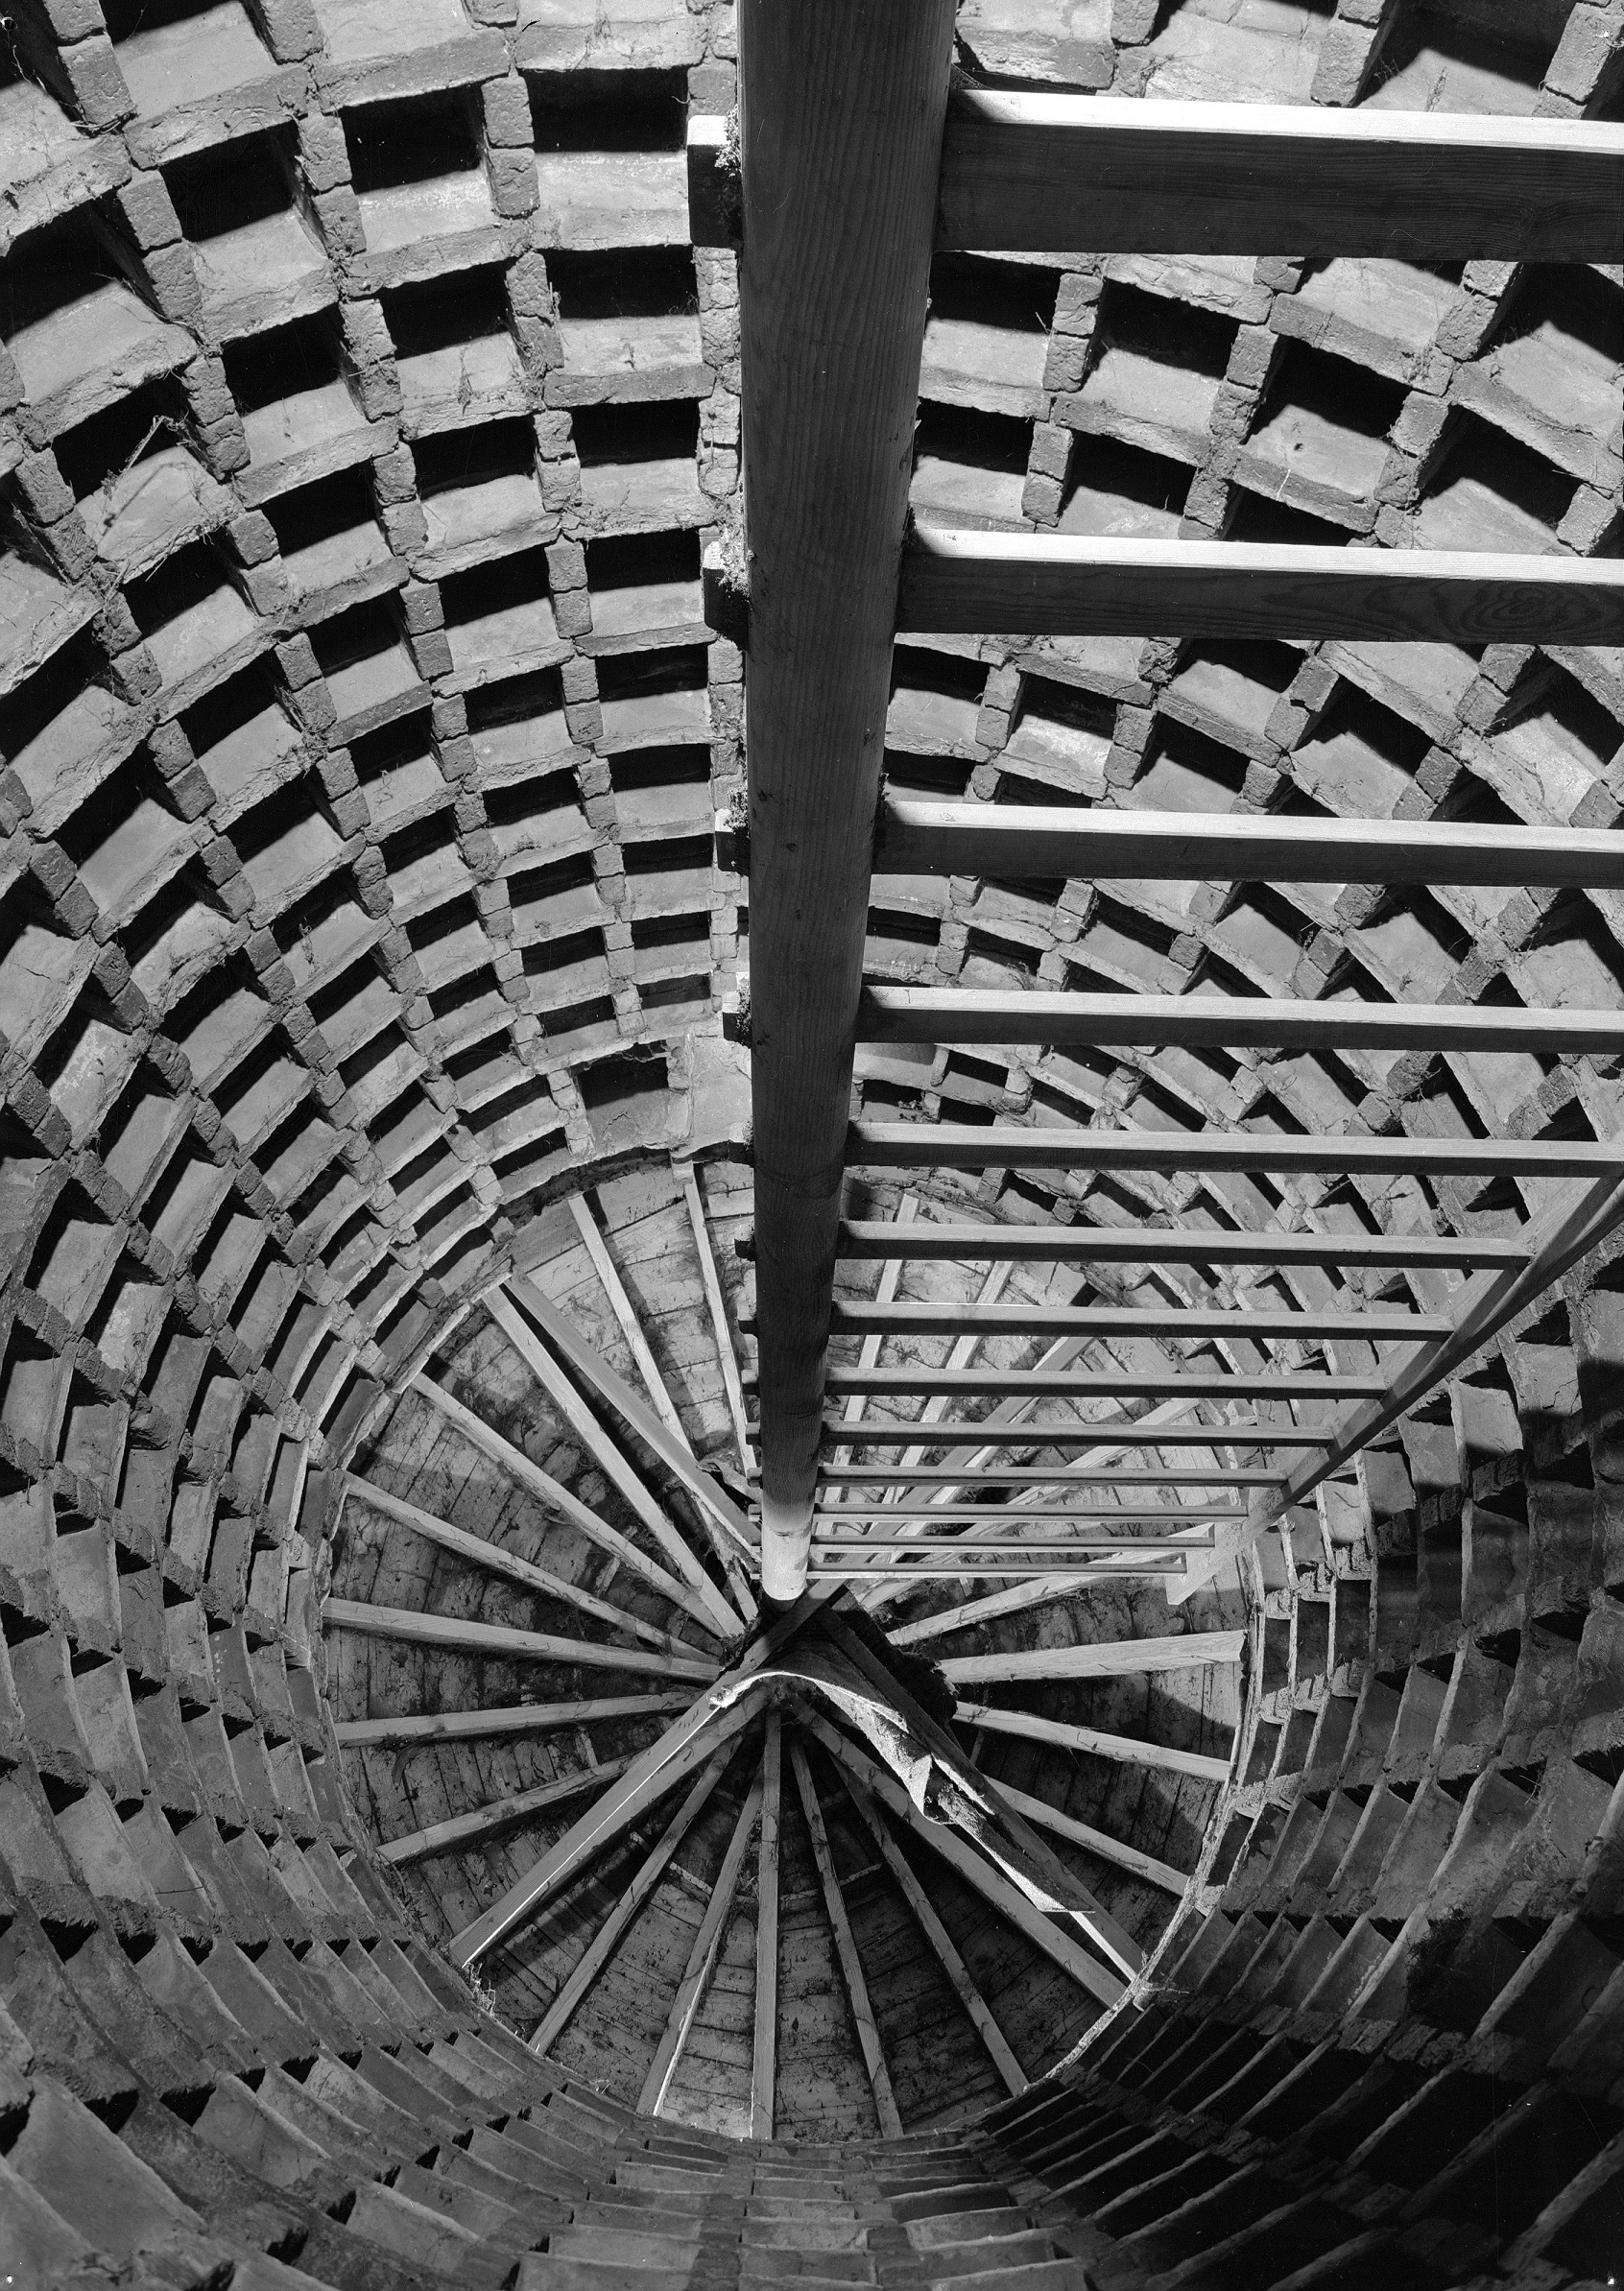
[939,1631,1245,1684]
[837,1218,1527,1271]
[936,87,1624,261]
[857,983,1624,1056]
[380,1755,633,1867]
[870,795,1624,895]
[848,1122,1624,1180]
[991,1776,1188,1897]
[807,1560,1186,1578]
[342,1476,699,1661]
[952,1700,1231,1785]
[321,1599,719,1683]
[771,1419,1342,1447]
[814,1370,1386,1398]
[828,1302,1449,1342]
[809,1515,1229,1532]
[335,1694,692,1749]
[896,528,1624,646]
[818,1465,1288,1487]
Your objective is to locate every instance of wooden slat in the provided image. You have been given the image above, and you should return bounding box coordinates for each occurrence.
[897,528,1624,645]
[828,1302,1451,1342]
[681,1161,758,1483]
[810,1515,1230,1531]
[490,1287,744,1639]
[803,1711,1125,2007]
[830,1195,919,1466]
[818,1370,1387,1398]
[568,1192,688,1443]
[752,1714,782,2139]
[789,1736,904,2137]
[321,1600,718,1684]
[836,1218,1527,1271]
[530,1748,736,2057]
[871,795,1624,895]
[835,1764,1026,2097]
[991,1776,1188,1897]
[824,1466,1287,1486]
[939,1631,1246,1684]
[336,1695,692,1749]
[738,0,958,1603]
[857,983,1624,1055]
[793,1418,1337,1447]
[342,1476,698,1660]
[848,1122,1624,1179]
[950,1701,1232,1785]
[936,87,1624,260]
[381,1755,633,1867]
[809,1561,1187,1579]
[638,1769,765,2115]
[505,1272,759,1615]
[412,1372,718,1633]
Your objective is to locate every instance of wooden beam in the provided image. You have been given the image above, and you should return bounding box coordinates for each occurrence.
[802,1711,1125,2007]
[824,1466,1287,1486]
[738,0,958,1603]
[896,528,1624,645]
[788,1736,904,2137]
[681,1162,757,1483]
[637,1768,765,2115]
[321,1599,718,1683]
[809,1560,1187,1580]
[828,1302,1451,1342]
[342,1476,700,1661]
[504,1272,758,1618]
[752,1713,781,2139]
[935,87,1624,261]
[939,1632,1245,1685]
[830,1195,919,1468]
[380,1754,633,1868]
[336,1694,692,1749]
[817,1371,1387,1398]
[870,796,1624,896]
[810,1516,1230,1533]
[950,1701,1232,1785]
[848,1123,1624,1180]
[856,984,1624,1056]
[489,1286,744,1639]
[531,1747,736,2057]
[990,1777,1188,1897]
[568,1193,687,1443]
[792,1420,1340,1447]
[834,1764,1026,2097]
[836,1220,1527,1271]
[412,1372,722,1636]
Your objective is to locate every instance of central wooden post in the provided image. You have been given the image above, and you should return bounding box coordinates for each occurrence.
[739,0,957,1604]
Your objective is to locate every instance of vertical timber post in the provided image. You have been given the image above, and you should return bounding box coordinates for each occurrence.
[738,0,958,1604]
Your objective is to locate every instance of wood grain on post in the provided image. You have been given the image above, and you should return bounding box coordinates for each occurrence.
[738,0,958,1603]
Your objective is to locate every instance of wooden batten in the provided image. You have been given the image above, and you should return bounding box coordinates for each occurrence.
[835,1220,1527,1271]
[789,1736,904,2137]
[848,1123,1624,1179]
[321,1599,719,1684]
[952,1701,1233,1785]
[939,1631,1247,1684]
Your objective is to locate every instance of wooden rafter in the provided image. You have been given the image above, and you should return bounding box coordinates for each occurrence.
[380,1755,633,1868]
[951,1701,1231,1787]
[567,1192,688,1444]
[989,1777,1188,1898]
[751,1711,782,2139]
[336,1694,692,1750]
[939,1631,1245,1685]
[637,1766,765,2115]
[322,1600,718,1684]
[848,1123,1624,1180]
[789,1736,904,2138]
[829,1302,1452,1342]
[791,1419,1341,1448]
[817,1370,1387,1399]
[827,1465,1287,1487]
[834,1762,1026,2098]
[530,1745,736,2057]
[681,1161,757,1482]
[835,1220,1529,1271]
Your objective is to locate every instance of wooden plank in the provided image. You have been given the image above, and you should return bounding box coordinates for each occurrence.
[810,1517,1228,1534]
[871,796,1624,895]
[829,1302,1451,1342]
[505,1272,758,1618]
[802,1712,1125,2007]
[681,1161,757,1481]
[531,1747,736,2057]
[950,1701,1232,1785]
[752,1713,782,2140]
[857,983,1624,1056]
[489,1287,744,1639]
[896,528,1624,645]
[831,1195,919,1466]
[567,1193,689,1444]
[848,1122,1624,1179]
[335,1695,691,1749]
[342,1476,699,1660]
[637,1768,765,2115]
[809,1561,1187,1580]
[818,1370,1387,1398]
[381,1755,633,1868]
[321,1600,719,1684]
[450,1586,834,1967]
[788,1736,904,2137]
[939,1632,1246,1685]
[825,1466,1287,1486]
[791,1419,1340,1447]
[738,0,959,1602]
[936,86,1624,261]
[411,1372,720,1635]
[837,1219,1527,1271]
[834,1764,1026,2097]
[990,1777,1188,1897]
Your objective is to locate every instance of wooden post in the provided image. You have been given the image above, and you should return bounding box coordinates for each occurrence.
[789,1736,904,2137]
[738,0,958,1604]
[752,1712,782,2139]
